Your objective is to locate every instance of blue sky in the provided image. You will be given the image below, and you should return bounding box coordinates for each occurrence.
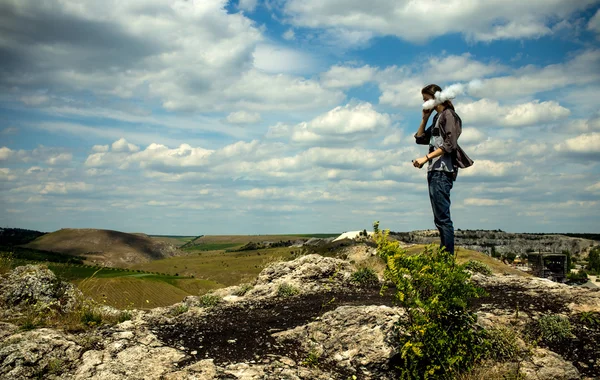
[1,0,599,235]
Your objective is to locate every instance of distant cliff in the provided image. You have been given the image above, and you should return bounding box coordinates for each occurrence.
[391,230,599,257]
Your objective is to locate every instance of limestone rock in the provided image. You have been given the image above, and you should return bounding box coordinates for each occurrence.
[0,328,82,379]
[247,254,354,297]
[521,348,580,380]
[274,305,403,379]
[0,265,82,313]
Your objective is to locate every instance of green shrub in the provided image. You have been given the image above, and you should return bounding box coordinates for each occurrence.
[117,311,132,323]
[537,315,573,344]
[484,326,520,362]
[302,349,321,367]
[464,260,493,276]
[277,283,299,298]
[233,283,253,296]
[81,308,102,327]
[47,358,64,375]
[171,304,189,316]
[350,267,379,287]
[578,311,600,327]
[199,294,221,308]
[374,221,486,379]
[566,271,588,285]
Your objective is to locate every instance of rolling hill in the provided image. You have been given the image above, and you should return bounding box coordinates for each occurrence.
[23,228,181,267]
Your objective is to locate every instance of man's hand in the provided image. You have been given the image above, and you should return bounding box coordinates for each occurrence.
[422,108,433,120]
[412,156,429,169]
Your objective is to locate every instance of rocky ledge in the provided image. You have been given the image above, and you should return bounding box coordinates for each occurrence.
[1,253,599,379]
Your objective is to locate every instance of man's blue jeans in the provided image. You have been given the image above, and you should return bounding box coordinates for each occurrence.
[427,171,454,255]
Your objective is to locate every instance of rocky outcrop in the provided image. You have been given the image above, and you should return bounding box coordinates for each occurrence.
[273,305,403,379]
[1,256,600,379]
[0,265,81,314]
[0,328,82,379]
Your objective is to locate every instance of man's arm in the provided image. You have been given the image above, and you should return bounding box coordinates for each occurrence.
[414,110,433,145]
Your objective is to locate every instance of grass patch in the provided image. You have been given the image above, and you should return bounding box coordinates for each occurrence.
[464,260,493,276]
[183,243,243,252]
[277,283,299,298]
[350,267,379,287]
[199,294,221,307]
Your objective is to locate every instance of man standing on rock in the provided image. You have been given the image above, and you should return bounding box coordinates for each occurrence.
[413,84,473,255]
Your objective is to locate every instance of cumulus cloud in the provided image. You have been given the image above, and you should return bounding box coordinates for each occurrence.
[289,103,392,144]
[226,111,262,124]
[283,29,296,40]
[238,0,258,12]
[460,160,523,178]
[111,138,140,153]
[46,153,73,165]
[457,99,571,127]
[282,0,597,43]
[320,65,376,89]
[0,147,13,161]
[0,0,340,113]
[554,132,600,156]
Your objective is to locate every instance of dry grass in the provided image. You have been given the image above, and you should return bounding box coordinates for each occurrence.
[130,247,295,288]
[192,234,323,245]
[403,244,529,277]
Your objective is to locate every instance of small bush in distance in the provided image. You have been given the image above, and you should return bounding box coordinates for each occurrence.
[350,267,379,287]
[233,283,253,296]
[199,294,221,308]
[171,304,189,316]
[277,283,299,298]
[483,326,520,362]
[464,260,493,276]
[81,308,102,327]
[566,271,588,285]
[537,315,573,344]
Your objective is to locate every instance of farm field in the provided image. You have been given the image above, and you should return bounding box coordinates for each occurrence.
[130,246,298,288]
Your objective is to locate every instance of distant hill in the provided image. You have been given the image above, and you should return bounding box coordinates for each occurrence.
[0,227,46,246]
[23,228,181,267]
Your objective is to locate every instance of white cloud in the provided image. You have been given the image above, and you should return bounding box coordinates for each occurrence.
[469,50,600,99]
[554,132,600,155]
[111,138,140,153]
[253,44,319,74]
[92,145,110,153]
[586,181,600,193]
[464,198,513,206]
[588,9,600,33]
[226,111,262,124]
[283,29,295,40]
[39,182,92,195]
[460,160,523,178]
[459,128,486,145]
[46,153,73,165]
[0,0,342,113]
[457,99,570,127]
[320,65,376,88]
[20,94,50,106]
[238,0,258,12]
[0,147,13,161]
[289,103,392,144]
[0,168,16,181]
[382,131,403,146]
[282,0,597,43]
